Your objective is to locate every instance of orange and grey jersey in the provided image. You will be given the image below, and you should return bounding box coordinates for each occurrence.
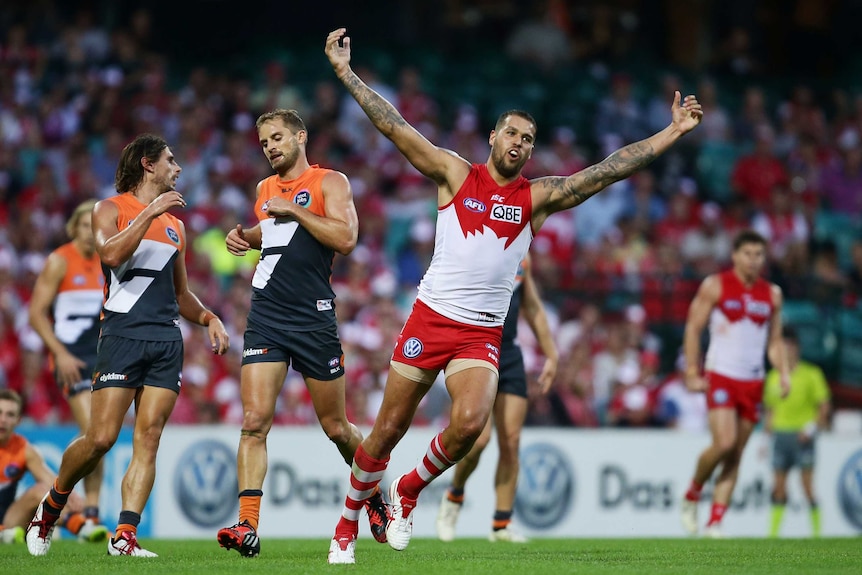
[51,242,103,363]
[100,193,184,341]
[0,434,28,512]
[250,165,337,331]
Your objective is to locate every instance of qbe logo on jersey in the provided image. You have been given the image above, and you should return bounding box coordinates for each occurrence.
[491,203,522,224]
[174,440,238,527]
[837,448,862,531]
[514,443,574,529]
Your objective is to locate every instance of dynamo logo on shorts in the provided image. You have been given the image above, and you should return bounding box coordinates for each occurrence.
[514,443,574,530]
[837,449,862,531]
[712,388,729,405]
[174,440,238,527]
[402,337,424,359]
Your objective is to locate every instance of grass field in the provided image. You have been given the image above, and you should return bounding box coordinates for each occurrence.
[2,537,859,575]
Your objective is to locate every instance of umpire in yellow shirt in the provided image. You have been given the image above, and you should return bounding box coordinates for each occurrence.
[763,326,831,537]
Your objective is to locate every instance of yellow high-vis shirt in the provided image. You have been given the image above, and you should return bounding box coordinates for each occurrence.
[764,361,830,432]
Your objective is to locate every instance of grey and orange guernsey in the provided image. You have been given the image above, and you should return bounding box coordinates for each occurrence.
[100,193,184,341]
[249,165,338,331]
[51,242,104,367]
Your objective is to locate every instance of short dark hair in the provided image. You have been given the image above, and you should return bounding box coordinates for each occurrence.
[256,109,306,134]
[782,325,799,343]
[115,134,168,194]
[0,388,23,414]
[494,110,537,134]
[732,229,767,252]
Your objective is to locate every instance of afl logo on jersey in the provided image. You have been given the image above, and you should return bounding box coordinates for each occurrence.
[402,337,424,359]
[260,200,270,212]
[294,190,311,206]
[463,198,486,213]
[166,227,180,244]
[73,274,86,286]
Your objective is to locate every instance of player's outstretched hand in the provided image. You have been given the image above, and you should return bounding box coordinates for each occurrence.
[326,28,352,78]
[226,224,250,256]
[671,91,703,135]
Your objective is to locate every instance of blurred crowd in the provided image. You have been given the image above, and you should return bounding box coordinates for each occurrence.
[1,2,861,428]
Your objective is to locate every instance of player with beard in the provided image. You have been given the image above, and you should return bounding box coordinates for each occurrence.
[26,134,230,557]
[324,27,703,563]
[217,109,389,557]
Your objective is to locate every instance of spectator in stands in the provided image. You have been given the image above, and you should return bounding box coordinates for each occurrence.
[592,321,641,425]
[506,0,572,71]
[621,170,667,237]
[731,123,789,209]
[594,73,649,145]
[820,130,862,216]
[751,183,810,274]
[655,354,708,432]
[680,201,732,276]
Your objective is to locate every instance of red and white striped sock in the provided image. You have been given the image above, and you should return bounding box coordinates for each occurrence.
[334,444,388,538]
[398,432,456,500]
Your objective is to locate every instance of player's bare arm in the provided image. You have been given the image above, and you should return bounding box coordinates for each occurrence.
[226,182,263,255]
[520,264,558,394]
[93,192,185,267]
[226,223,262,255]
[683,274,720,392]
[25,442,57,484]
[173,221,229,355]
[767,284,790,396]
[28,252,86,388]
[531,92,702,228]
[264,171,358,255]
[325,28,469,194]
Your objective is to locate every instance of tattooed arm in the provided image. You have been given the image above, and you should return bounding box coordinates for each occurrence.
[531,91,702,228]
[325,28,467,187]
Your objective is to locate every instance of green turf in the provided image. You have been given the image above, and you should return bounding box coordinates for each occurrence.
[2,537,859,575]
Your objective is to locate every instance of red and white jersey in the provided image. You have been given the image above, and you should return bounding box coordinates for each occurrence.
[417,164,533,327]
[704,270,774,380]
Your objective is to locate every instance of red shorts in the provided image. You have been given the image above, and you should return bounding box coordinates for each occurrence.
[705,371,764,423]
[391,299,503,372]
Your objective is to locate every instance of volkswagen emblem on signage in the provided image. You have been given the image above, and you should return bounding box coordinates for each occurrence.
[402,337,424,359]
[174,440,238,527]
[838,449,862,531]
[514,443,574,529]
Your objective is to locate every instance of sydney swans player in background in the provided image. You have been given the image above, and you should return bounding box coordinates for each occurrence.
[680,230,790,537]
[324,27,703,564]
[26,134,229,558]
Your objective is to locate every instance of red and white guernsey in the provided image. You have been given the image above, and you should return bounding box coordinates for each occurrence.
[417,164,533,327]
[704,270,774,380]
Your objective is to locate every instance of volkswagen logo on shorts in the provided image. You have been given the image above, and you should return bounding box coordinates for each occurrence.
[402,337,424,359]
[174,440,238,527]
[837,449,862,531]
[514,443,574,529]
